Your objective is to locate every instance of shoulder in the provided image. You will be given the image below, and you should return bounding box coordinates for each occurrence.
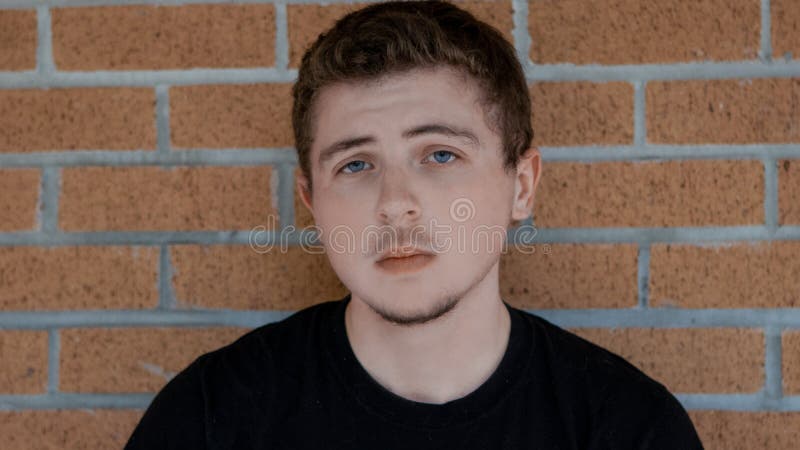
[203,299,339,371]
[179,299,341,405]
[125,300,341,449]
[222,298,337,346]
[518,310,663,393]
[516,310,703,449]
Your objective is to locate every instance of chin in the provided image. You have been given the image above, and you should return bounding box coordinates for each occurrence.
[334,253,492,321]
[359,286,463,326]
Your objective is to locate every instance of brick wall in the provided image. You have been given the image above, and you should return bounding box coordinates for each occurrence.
[0,0,798,448]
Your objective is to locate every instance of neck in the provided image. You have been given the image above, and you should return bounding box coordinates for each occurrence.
[344,262,511,404]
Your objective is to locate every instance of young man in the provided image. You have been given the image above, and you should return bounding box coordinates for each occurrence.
[126,1,704,448]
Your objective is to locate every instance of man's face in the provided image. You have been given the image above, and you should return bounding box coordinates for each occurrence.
[299,65,537,325]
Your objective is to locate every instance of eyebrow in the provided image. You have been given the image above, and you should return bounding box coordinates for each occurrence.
[317,122,481,166]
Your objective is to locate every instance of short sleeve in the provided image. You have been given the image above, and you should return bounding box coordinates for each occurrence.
[124,355,210,450]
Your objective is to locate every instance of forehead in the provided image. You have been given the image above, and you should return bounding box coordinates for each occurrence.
[309,66,491,156]
[315,66,482,119]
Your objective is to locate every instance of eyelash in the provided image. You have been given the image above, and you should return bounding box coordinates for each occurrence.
[337,150,460,175]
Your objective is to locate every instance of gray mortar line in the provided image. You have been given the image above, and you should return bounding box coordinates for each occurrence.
[35,6,55,74]
[3,308,800,330]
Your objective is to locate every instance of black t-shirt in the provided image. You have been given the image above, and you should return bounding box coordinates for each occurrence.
[125,293,704,449]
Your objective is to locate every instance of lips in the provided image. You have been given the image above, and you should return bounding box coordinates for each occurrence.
[376,247,434,262]
[375,251,436,275]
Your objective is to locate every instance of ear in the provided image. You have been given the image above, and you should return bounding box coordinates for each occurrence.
[510,147,542,223]
[296,171,314,217]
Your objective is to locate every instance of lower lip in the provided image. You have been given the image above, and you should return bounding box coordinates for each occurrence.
[375,254,434,274]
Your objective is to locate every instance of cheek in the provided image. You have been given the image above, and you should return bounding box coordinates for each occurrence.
[314,204,374,258]
[456,189,512,255]
[316,203,353,227]
[454,184,511,224]
[314,189,371,225]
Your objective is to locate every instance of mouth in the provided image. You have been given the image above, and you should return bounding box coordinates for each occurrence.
[375,250,435,274]
[376,248,434,262]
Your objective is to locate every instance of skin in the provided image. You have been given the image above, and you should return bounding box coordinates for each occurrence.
[296,65,542,404]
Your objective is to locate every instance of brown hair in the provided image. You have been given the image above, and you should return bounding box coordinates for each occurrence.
[291,0,532,193]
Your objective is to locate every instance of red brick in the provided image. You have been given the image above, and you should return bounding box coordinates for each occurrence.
[779,159,800,224]
[782,330,800,394]
[454,0,514,41]
[530,82,633,146]
[0,10,37,71]
[571,328,764,393]
[287,3,368,69]
[500,243,638,308]
[689,410,800,450]
[650,241,800,308]
[170,84,293,148]
[52,4,275,71]
[0,410,142,450]
[59,166,276,231]
[60,327,247,393]
[0,87,156,152]
[533,160,763,228]
[772,0,800,60]
[529,0,760,64]
[287,1,514,68]
[0,246,158,311]
[0,169,39,231]
[0,330,48,394]
[647,79,800,144]
[171,244,348,310]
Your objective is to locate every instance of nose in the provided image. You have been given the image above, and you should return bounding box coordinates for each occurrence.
[375,168,421,227]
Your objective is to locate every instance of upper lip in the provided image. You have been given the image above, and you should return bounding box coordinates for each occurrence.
[377,247,434,262]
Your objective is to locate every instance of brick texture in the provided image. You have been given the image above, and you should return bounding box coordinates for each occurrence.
[60,327,247,392]
[287,3,368,68]
[171,244,348,310]
[0,0,796,439]
[52,4,275,71]
[0,88,156,152]
[0,330,48,394]
[647,79,800,144]
[287,1,514,68]
[650,241,800,308]
[0,169,39,232]
[689,410,800,450]
[0,246,158,310]
[782,330,800,395]
[500,243,638,309]
[571,328,764,393]
[0,410,142,450]
[0,10,37,71]
[529,0,760,65]
[779,159,800,224]
[453,0,514,40]
[772,0,800,60]
[170,84,294,148]
[530,82,633,146]
[59,166,276,231]
[533,160,763,228]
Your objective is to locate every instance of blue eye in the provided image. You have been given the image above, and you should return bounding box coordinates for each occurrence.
[426,150,458,164]
[340,160,371,174]
[338,150,458,175]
